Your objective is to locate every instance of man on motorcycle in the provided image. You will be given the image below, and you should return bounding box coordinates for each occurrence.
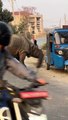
[7,34,44,68]
[0,21,36,82]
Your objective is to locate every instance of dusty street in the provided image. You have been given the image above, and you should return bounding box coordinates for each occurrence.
[4,57,68,120]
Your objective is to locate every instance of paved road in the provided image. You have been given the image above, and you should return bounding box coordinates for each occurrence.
[4,57,68,120]
[44,78,68,120]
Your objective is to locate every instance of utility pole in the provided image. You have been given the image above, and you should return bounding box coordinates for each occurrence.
[10,0,14,16]
[59,18,61,28]
[64,14,66,25]
[10,0,15,24]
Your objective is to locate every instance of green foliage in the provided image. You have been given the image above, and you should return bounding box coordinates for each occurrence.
[0,0,14,23]
[0,0,2,12]
[17,15,32,39]
[18,15,29,33]
[9,24,18,34]
[18,20,28,33]
[0,0,2,20]
[2,9,14,23]
[18,21,26,33]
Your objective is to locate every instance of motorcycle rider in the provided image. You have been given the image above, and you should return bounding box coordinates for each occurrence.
[0,21,36,84]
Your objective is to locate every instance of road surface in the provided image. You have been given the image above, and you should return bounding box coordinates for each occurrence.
[4,57,68,120]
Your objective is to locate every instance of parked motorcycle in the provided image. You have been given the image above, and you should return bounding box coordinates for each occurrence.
[0,79,48,120]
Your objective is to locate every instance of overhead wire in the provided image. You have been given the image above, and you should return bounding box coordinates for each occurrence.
[7,0,12,10]
[14,0,21,11]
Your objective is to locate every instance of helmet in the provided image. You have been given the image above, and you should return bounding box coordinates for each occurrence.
[0,21,12,46]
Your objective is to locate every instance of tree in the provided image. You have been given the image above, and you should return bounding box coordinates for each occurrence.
[18,16,29,33]
[0,0,2,20]
[2,9,14,23]
[0,0,2,12]
[9,23,18,34]
[0,0,14,23]
[17,9,33,39]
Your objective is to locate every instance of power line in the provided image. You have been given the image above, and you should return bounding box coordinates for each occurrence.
[7,0,12,10]
[14,0,20,10]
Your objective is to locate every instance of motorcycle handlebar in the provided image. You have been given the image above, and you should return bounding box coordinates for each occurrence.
[30,79,48,88]
[19,79,48,92]
[0,79,48,100]
[0,79,48,93]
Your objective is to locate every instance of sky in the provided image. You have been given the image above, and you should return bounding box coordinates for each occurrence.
[2,0,68,28]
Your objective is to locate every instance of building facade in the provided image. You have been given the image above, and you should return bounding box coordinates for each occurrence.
[12,11,44,38]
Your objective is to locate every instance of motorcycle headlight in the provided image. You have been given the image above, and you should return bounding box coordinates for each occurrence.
[58,50,63,55]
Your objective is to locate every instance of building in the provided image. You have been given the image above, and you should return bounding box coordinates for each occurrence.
[29,14,44,38]
[12,10,44,38]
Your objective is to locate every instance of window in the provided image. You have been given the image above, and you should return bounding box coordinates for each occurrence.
[54,32,60,44]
